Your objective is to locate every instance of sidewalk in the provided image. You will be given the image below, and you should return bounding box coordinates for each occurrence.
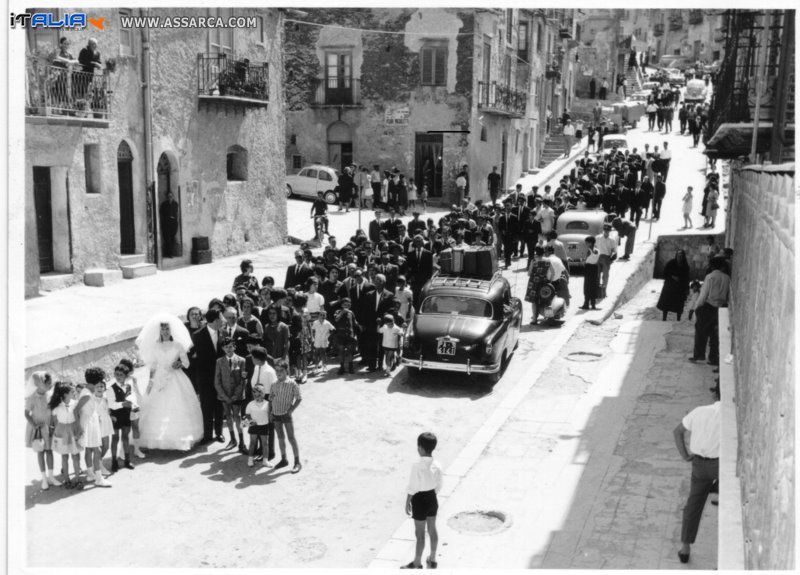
[371,281,719,569]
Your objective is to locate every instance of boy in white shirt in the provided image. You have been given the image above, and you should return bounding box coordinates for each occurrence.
[394,276,414,321]
[244,384,271,468]
[402,432,443,569]
[311,311,335,373]
[378,314,404,376]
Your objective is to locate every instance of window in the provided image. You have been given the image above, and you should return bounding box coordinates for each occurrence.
[84,144,102,194]
[119,10,133,56]
[318,170,333,182]
[536,23,543,53]
[712,50,720,60]
[421,296,492,318]
[292,155,302,170]
[480,126,487,141]
[673,49,681,56]
[503,54,511,87]
[25,8,59,53]
[256,15,266,45]
[506,10,513,43]
[226,145,248,181]
[565,221,590,231]
[515,130,520,153]
[289,134,297,145]
[421,44,447,86]
[209,8,234,54]
[518,21,529,61]
[482,38,491,83]
[304,169,318,179]
[325,52,352,88]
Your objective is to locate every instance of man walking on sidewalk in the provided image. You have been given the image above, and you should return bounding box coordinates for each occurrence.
[595,223,618,298]
[689,257,730,366]
[673,387,720,564]
[562,119,575,158]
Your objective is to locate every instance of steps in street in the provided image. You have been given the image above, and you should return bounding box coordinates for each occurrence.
[39,272,77,292]
[118,253,146,267]
[84,268,123,287]
[121,262,158,279]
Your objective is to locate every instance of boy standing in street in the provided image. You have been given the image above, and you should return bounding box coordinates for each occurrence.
[401,432,443,569]
[270,360,302,473]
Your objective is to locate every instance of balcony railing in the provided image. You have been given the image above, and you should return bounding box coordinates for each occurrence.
[477,81,526,118]
[689,10,704,25]
[25,55,110,125]
[669,16,684,32]
[311,77,362,107]
[559,26,573,39]
[197,53,269,106]
[653,23,665,36]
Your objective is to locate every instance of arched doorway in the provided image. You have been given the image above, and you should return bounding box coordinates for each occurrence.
[117,141,135,254]
[157,152,182,259]
[327,121,352,171]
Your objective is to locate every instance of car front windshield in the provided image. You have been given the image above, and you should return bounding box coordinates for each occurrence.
[420,296,492,318]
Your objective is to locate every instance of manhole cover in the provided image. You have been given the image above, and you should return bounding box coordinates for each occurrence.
[565,351,603,362]
[447,510,511,534]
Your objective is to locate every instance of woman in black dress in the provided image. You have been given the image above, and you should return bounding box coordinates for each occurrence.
[657,249,691,321]
[338,167,354,212]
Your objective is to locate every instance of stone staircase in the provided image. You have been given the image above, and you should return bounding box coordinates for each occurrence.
[119,253,157,279]
[624,65,643,95]
[539,131,571,167]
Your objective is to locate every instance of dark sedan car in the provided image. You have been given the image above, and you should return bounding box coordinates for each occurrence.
[401,273,522,383]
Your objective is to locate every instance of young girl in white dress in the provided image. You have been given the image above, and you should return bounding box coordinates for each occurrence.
[75,368,112,487]
[25,371,59,490]
[136,313,204,451]
[50,381,83,488]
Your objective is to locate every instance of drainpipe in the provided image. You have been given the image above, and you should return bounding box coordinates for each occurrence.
[749,10,770,165]
[141,7,159,267]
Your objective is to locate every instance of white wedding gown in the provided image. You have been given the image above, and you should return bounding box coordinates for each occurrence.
[138,340,203,451]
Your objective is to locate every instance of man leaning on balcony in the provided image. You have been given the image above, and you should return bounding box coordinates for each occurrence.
[50,37,79,110]
[76,38,102,104]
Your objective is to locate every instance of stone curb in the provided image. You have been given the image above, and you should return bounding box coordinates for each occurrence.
[368,236,655,568]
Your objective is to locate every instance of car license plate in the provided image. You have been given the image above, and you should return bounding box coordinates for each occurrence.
[437,339,456,356]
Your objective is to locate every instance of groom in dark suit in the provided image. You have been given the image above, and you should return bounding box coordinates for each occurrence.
[189,309,225,443]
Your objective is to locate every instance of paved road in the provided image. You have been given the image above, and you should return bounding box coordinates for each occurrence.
[22,119,722,568]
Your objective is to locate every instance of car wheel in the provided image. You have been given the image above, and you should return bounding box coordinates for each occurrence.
[486,351,508,385]
[324,190,337,204]
[285,184,293,198]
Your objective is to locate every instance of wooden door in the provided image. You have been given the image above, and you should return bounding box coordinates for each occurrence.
[32,166,54,273]
[118,159,135,254]
[414,133,443,198]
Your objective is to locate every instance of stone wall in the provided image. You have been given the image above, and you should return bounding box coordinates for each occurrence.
[727,162,795,569]
[575,11,620,98]
[653,232,725,280]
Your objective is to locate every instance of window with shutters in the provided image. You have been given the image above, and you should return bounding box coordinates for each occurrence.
[208,8,234,55]
[420,44,447,86]
[536,23,543,53]
[25,8,60,53]
[506,10,513,43]
[518,21,529,62]
[292,155,303,170]
[119,10,134,56]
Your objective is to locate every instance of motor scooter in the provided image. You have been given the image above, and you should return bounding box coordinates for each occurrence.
[532,282,568,326]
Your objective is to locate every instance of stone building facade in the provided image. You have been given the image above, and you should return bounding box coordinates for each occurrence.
[650,9,725,64]
[24,7,286,298]
[284,8,576,205]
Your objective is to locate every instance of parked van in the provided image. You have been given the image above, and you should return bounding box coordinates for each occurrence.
[684,78,708,104]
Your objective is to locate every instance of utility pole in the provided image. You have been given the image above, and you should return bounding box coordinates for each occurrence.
[749,10,770,164]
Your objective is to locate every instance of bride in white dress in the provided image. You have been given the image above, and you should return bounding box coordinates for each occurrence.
[135,313,203,451]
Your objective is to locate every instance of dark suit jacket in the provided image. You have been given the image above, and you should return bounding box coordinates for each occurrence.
[189,326,224,397]
[368,220,383,244]
[284,262,312,289]
[405,248,433,286]
[359,288,396,331]
[377,263,400,292]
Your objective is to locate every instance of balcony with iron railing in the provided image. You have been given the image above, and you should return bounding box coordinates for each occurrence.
[311,77,362,107]
[653,23,665,36]
[197,53,269,108]
[689,10,704,25]
[25,55,111,127]
[669,15,684,32]
[477,81,526,118]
